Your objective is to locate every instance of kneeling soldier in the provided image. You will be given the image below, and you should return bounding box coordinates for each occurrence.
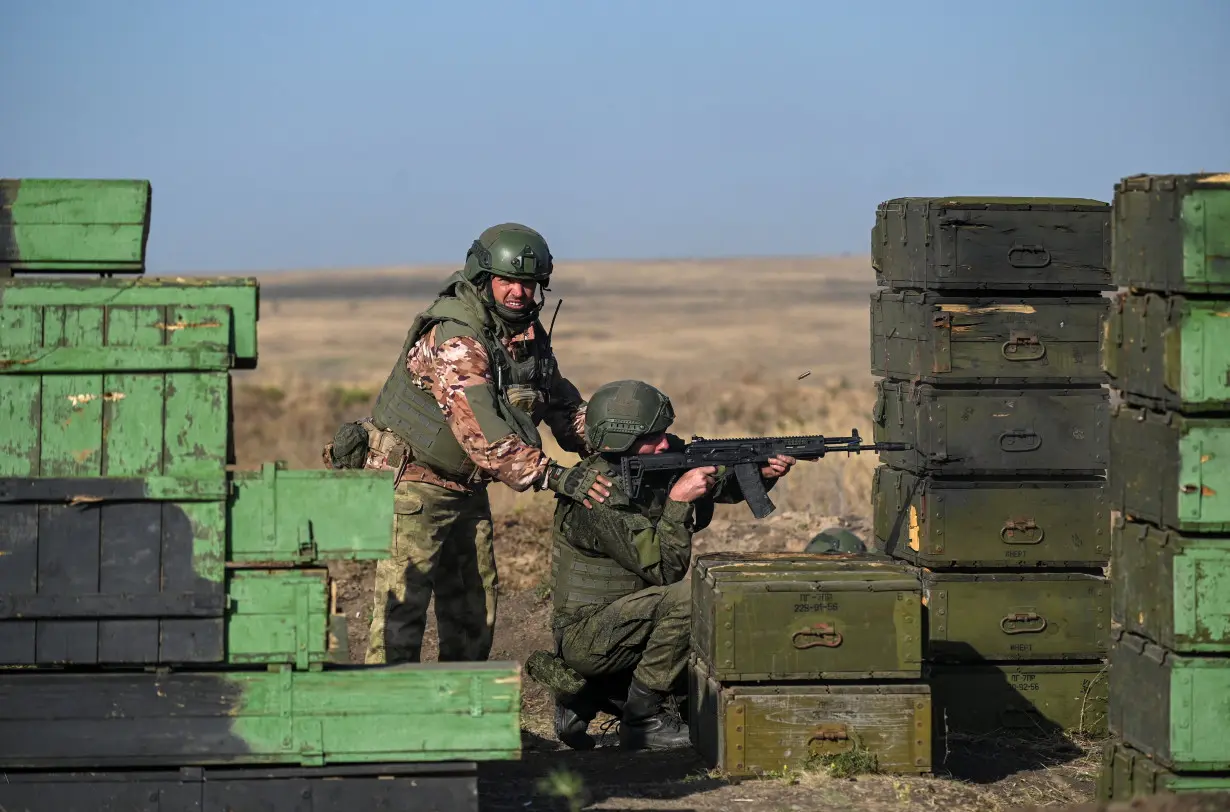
[547,380,796,750]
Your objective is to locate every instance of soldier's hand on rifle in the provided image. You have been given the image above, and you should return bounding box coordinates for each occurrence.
[584,473,613,508]
[668,466,719,503]
[760,454,796,480]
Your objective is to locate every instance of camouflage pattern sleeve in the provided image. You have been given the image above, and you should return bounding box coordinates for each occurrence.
[567,498,695,587]
[407,326,551,491]
[541,366,590,455]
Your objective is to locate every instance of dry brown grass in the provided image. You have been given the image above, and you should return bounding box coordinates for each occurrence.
[232,255,881,588]
[232,256,1129,812]
[232,371,878,590]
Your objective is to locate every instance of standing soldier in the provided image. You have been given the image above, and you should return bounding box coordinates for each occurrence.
[330,223,612,665]
[545,380,796,751]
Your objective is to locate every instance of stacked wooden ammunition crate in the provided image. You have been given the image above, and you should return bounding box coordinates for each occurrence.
[1099,172,1230,801]
[687,552,932,777]
[0,179,520,811]
[867,197,1115,752]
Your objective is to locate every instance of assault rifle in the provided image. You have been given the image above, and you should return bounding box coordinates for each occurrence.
[619,429,912,519]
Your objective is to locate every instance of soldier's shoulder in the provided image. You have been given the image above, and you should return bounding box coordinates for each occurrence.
[433,318,484,345]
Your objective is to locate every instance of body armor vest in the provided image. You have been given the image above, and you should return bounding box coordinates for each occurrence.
[550,458,713,627]
[371,275,557,479]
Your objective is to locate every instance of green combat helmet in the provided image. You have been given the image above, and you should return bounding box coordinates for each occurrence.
[462,222,554,322]
[805,526,865,555]
[585,380,676,454]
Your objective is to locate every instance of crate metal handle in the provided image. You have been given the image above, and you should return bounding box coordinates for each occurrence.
[999,431,1041,452]
[791,622,843,649]
[808,723,850,744]
[1007,244,1052,268]
[1001,520,1044,544]
[1001,612,1047,635]
[1001,332,1046,362]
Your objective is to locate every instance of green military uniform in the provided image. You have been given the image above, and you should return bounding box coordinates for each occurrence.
[548,380,780,751]
[328,224,604,665]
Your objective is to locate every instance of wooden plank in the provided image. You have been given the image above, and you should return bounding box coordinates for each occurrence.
[35,307,105,662]
[0,179,151,274]
[35,504,101,663]
[0,505,37,663]
[0,591,226,618]
[0,377,41,476]
[0,664,522,767]
[0,345,233,373]
[161,365,228,662]
[159,502,225,663]
[0,764,479,812]
[0,476,229,502]
[98,306,166,662]
[0,278,258,363]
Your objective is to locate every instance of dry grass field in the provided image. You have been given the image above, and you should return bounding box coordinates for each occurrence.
[233,254,884,579]
[226,256,1206,811]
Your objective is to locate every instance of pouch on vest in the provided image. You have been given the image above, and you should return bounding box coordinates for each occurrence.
[505,383,543,415]
[360,418,409,470]
[328,421,370,469]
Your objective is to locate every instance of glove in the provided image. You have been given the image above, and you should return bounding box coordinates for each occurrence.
[329,421,370,469]
[544,462,620,507]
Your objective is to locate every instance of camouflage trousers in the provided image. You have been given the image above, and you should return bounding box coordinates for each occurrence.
[557,579,691,693]
[364,479,498,664]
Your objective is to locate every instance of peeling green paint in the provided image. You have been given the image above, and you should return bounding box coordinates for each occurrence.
[0,280,258,362]
[228,464,396,564]
[1112,515,1230,653]
[1113,173,1230,294]
[227,664,522,765]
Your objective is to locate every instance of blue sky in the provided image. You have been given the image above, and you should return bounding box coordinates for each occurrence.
[3,0,1227,272]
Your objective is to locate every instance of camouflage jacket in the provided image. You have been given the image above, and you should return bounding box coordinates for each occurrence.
[393,320,589,492]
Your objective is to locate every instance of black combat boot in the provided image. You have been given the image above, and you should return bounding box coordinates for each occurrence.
[554,698,597,751]
[618,678,691,751]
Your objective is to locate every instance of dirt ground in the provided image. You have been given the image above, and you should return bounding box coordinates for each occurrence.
[323,511,1202,812]
[245,258,1228,811]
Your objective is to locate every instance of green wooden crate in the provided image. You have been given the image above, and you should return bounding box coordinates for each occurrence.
[0,303,232,479]
[1110,404,1230,534]
[691,552,923,682]
[1099,739,1230,801]
[0,179,151,275]
[1113,173,1230,295]
[226,569,337,669]
[228,463,395,564]
[1112,515,1230,653]
[870,290,1107,385]
[930,662,1108,738]
[923,572,1110,662]
[871,380,1109,476]
[872,466,1109,569]
[1103,291,1230,413]
[0,663,522,768]
[1109,629,1230,772]
[0,277,259,365]
[871,196,1113,292]
[0,299,234,664]
[689,656,932,777]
